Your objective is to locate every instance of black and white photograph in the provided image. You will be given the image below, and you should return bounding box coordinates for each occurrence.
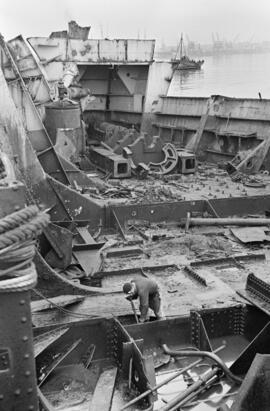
[0,1,270,410]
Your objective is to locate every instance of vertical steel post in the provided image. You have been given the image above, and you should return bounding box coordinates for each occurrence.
[0,289,38,411]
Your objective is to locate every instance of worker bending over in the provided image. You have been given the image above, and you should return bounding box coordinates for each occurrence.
[123,278,165,323]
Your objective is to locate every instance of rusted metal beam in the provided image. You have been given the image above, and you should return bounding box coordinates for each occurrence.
[108,195,270,229]
[184,265,207,287]
[89,147,131,178]
[112,209,127,241]
[34,327,69,357]
[190,253,265,268]
[90,367,118,411]
[84,344,96,369]
[186,96,213,153]
[95,264,177,278]
[105,246,143,258]
[120,344,226,410]
[72,243,105,276]
[190,311,212,351]
[205,199,220,218]
[130,224,149,240]
[228,138,270,175]
[38,339,82,386]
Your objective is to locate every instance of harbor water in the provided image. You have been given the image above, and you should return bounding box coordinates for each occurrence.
[167,51,270,98]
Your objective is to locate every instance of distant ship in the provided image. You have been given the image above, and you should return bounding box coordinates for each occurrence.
[171,33,204,70]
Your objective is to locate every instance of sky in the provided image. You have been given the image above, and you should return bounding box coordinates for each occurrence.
[1,0,270,46]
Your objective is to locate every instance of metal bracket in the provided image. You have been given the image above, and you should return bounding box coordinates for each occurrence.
[184,265,207,287]
[246,273,270,304]
[190,311,213,351]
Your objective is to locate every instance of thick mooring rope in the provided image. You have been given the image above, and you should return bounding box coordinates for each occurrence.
[0,205,49,292]
[0,205,39,234]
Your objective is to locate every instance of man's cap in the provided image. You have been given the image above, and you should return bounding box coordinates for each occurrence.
[123,282,132,294]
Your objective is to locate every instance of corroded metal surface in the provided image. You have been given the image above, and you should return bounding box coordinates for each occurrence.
[28,37,155,63]
[89,146,131,178]
[246,273,270,304]
[230,354,270,411]
[0,291,38,411]
[2,25,270,411]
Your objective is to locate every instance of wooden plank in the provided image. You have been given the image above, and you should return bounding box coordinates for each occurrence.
[90,367,118,411]
[31,295,85,312]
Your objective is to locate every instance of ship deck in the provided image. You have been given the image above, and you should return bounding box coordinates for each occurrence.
[32,164,270,328]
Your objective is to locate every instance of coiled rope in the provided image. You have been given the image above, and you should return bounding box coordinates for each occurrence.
[0,205,49,292]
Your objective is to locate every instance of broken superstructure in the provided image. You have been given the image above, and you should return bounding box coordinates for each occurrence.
[1,21,270,411]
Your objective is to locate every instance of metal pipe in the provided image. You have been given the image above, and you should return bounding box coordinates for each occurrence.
[181,391,237,409]
[130,299,139,323]
[167,372,220,411]
[162,344,242,384]
[160,368,219,411]
[182,217,270,227]
[120,344,225,410]
[120,359,202,411]
[85,344,96,369]
[128,357,133,390]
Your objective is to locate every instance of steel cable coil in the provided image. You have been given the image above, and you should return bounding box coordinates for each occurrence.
[0,205,49,292]
[0,263,37,292]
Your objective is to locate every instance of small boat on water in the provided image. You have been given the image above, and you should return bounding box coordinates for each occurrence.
[171,33,204,71]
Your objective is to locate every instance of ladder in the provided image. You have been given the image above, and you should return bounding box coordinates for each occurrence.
[0,34,71,186]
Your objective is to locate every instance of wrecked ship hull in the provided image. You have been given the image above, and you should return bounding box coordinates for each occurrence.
[33,305,270,410]
[1,22,270,411]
